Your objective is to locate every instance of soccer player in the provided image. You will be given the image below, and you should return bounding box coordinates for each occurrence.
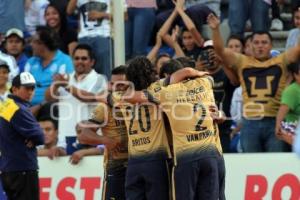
[110,57,172,200]
[126,57,225,199]
[146,73,221,200]
[78,66,129,200]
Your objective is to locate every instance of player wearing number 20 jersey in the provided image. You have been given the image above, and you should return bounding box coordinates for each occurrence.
[145,76,221,200]
[110,57,171,200]
[109,93,171,163]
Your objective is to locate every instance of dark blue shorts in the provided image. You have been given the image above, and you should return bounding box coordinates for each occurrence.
[103,164,127,200]
[173,157,219,200]
[218,155,226,200]
[125,160,170,200]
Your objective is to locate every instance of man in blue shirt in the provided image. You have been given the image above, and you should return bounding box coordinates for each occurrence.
[3,28,28,73]
[25,26,73,105]
[0,72,44,200]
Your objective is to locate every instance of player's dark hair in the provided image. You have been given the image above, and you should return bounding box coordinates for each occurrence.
[175,56,195,68]
[159,59,184,79]
[126,56,157,90]
[112,65,127,75]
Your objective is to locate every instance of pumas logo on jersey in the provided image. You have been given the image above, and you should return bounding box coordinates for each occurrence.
[242,65,282,101]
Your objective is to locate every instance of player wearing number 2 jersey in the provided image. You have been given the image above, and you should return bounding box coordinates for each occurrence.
[109,57,171,200]
[145,75,222,200]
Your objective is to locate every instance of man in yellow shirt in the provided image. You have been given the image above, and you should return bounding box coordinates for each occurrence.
[207,13,300,152]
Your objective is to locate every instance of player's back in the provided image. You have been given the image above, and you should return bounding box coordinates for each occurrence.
[148,76,220,165]
[110,92,171,164]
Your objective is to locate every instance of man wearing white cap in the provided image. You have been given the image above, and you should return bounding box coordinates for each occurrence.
[4,28,28,73]
[0,72,44,200]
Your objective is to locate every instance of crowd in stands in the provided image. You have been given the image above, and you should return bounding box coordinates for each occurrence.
[0,0,300,164]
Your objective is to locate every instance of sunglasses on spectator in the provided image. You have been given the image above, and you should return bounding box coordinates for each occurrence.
[74,56,89,61]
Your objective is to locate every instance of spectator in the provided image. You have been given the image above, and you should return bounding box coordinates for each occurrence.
[244,35,254,56]
[0,48,18,82]
[24,26,73,105]
[228,0,271,37]
[45,3,78,55]
[69,123,103,165]
[226,35,244,152]
[3,28,28,73]
[180,28,203,60]
[25,0,49,36]
[208,14,300,152]
[173,0,206,58]
[0,60,10,101]
[229,86,243,153]
[157,1,203,61]
[0,0,29,36]
[67,0,113,79]
[125,0,156,59]
[154,8,186,60]
[286,6,300,50]
[45,44,106,154]
[0,72,44,200]
[275,63,300,145]
[155,0,213,42]
[226,35,244,54]
[37,116,67,158]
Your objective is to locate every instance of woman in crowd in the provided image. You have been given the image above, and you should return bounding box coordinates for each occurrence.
[44,3,77,54]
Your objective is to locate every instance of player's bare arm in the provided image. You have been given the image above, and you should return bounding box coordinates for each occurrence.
[170,67,209,84]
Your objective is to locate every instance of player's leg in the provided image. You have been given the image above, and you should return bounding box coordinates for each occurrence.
[217,155,226,200]
[195,157,219,200]
[144,160,170,200]
[125,163,146,200]
[104,164,127,200]
[173,160,199,200]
